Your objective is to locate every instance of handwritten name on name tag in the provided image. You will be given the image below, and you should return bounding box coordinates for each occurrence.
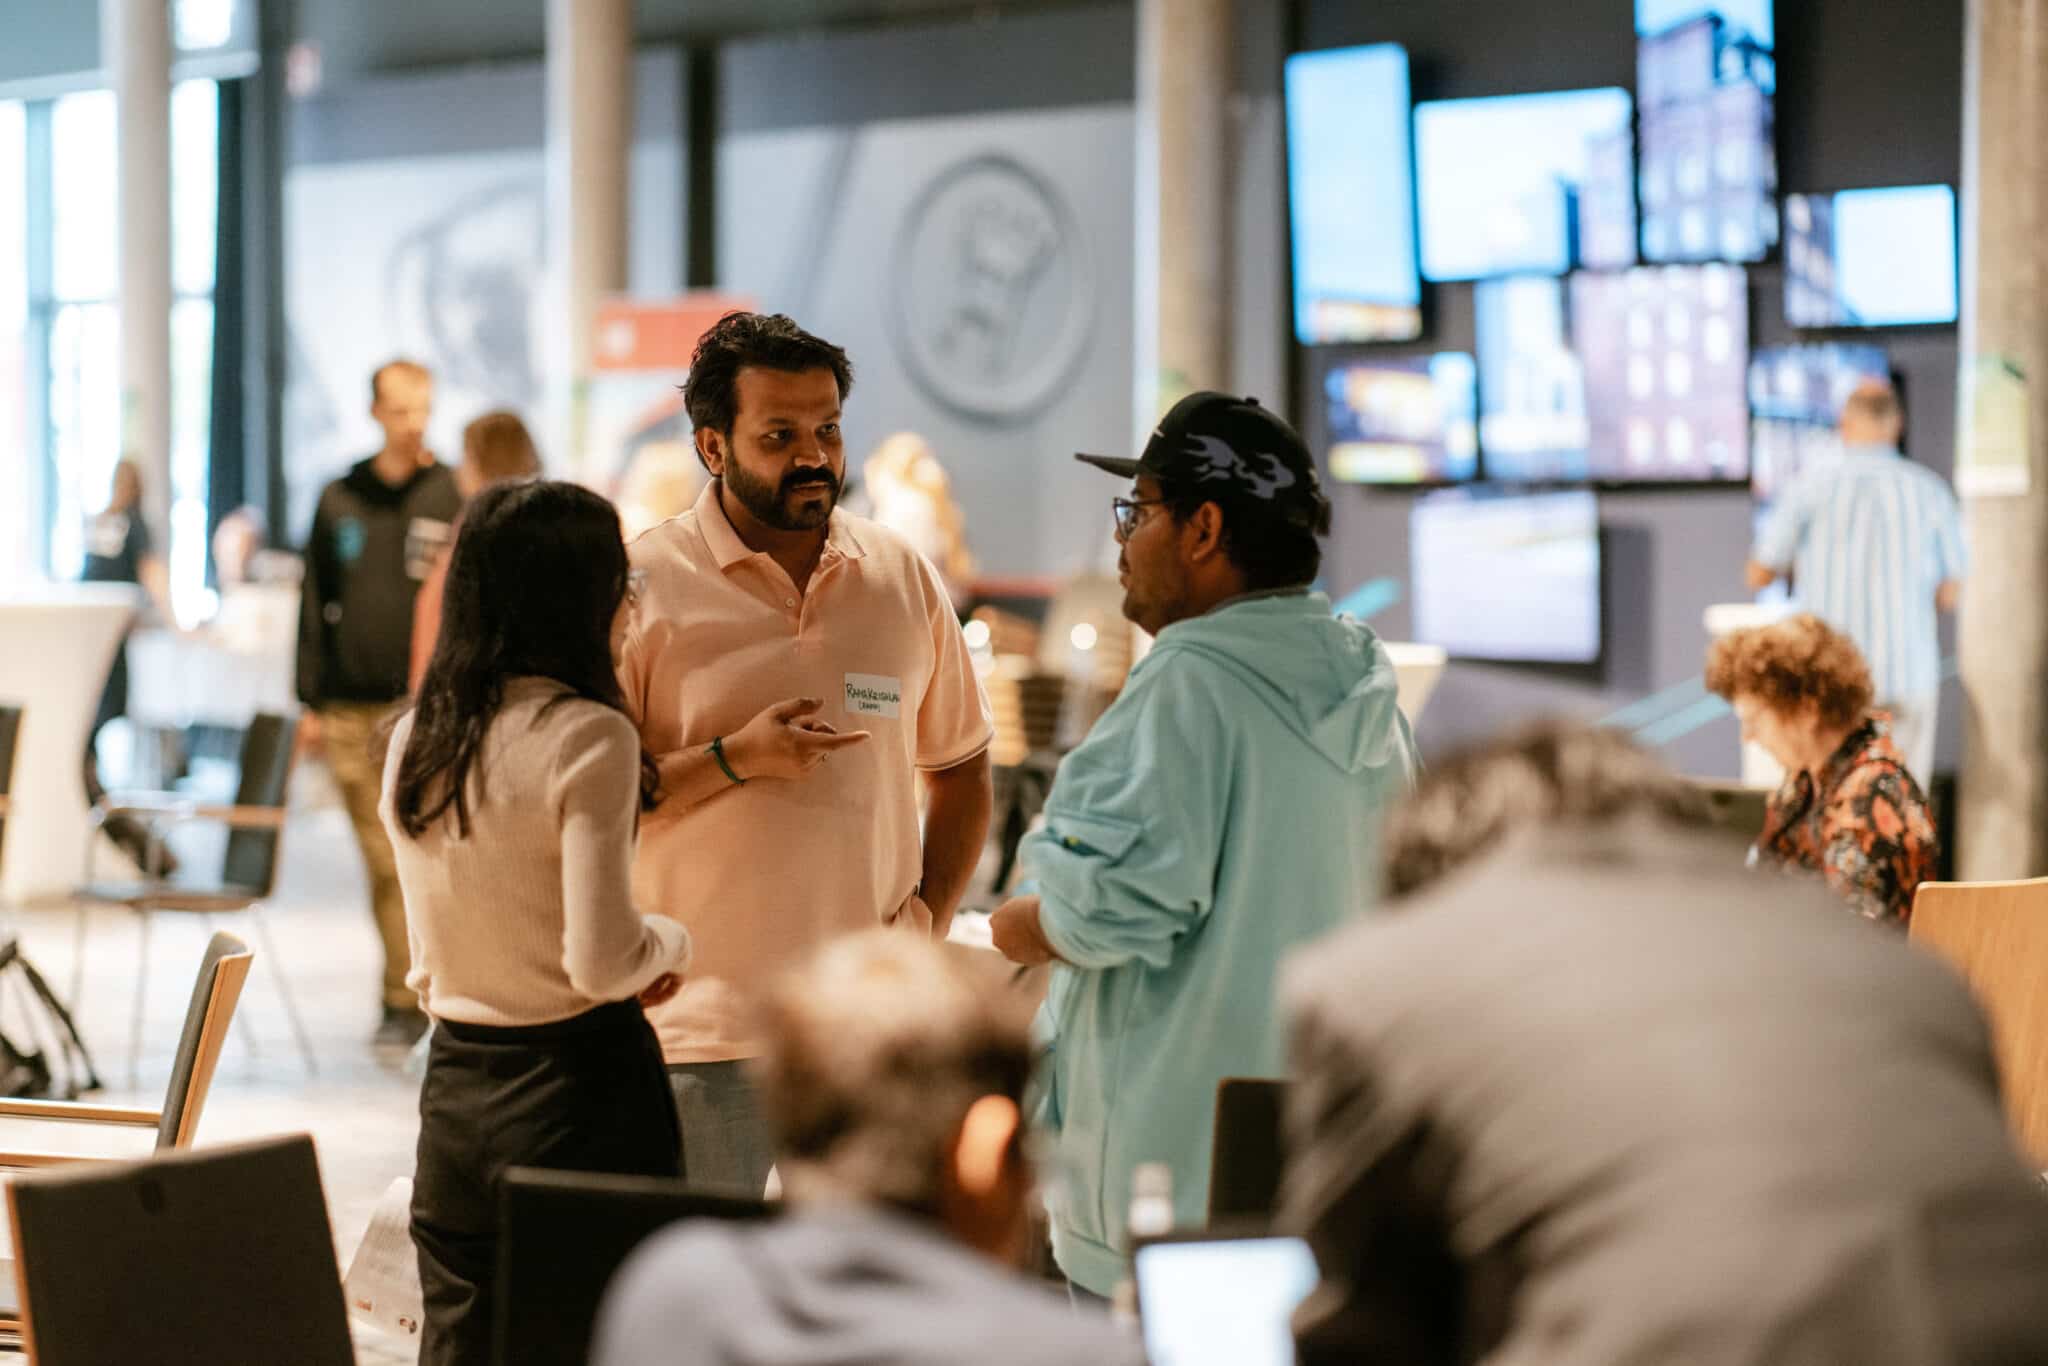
[845,673,902,719]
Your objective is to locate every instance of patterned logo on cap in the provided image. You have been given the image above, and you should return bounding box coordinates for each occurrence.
[1182,434,1299,501]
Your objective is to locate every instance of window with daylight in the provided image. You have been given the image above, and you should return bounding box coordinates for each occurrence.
[9,78,219,609]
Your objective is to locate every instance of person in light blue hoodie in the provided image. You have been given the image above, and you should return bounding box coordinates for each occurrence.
[990,392,1418,1300]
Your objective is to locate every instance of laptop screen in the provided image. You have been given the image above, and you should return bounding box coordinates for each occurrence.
[1135,1234,1317,1366]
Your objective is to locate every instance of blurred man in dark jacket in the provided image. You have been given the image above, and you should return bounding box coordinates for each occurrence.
[296,359,459,1046]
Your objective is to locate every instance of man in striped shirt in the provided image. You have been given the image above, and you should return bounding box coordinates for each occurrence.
[1747,381,1966,784]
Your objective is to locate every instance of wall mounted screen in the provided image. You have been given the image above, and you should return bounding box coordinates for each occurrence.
[1571,263,1749,482]
[1410,488,1602,665]
[1283,43,1423,344]
[1415,88,1637,282]
[1322,352,1479,485]
[1784,185,1959,328]
[1476,275,1590,482]
[1748,342,1890,502]
[1636,1,1777,264]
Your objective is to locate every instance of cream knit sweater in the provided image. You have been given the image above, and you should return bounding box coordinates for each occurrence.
[379,678,689,1026]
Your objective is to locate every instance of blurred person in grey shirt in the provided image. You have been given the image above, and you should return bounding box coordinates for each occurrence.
[593,931,1142,1366]
[1282,721,2048,1366]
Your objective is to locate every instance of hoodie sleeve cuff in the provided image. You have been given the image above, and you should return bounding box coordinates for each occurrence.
[1037,887,1125,971]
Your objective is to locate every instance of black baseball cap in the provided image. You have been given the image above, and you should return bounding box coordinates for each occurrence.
[1076,391,1327,531]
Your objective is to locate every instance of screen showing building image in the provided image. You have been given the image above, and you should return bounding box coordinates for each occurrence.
[1637,1,1777,265]
[1636,0,1773,47]
[1571,263,1749,482]
[1410,488,1602,664]
[1283,44,1423,345]
[1748,342,1890,503]
[1784,186,1958,327]
[1476,275,1589,482]
[1415,89,1638,282]
[1322,352,1479,485]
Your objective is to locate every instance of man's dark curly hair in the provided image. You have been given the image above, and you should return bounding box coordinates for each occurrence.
[681,312,853,449]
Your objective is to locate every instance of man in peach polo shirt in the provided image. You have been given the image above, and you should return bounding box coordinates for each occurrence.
[618,312,995,1196]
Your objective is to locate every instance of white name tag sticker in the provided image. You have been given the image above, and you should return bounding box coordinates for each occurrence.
[845,673,902,719]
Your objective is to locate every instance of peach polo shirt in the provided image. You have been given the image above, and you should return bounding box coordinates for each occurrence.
[619,481,993,1063]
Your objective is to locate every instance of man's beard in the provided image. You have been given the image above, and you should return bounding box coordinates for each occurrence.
[725,458,840,531]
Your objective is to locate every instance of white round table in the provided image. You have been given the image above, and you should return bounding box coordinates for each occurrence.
[0,585,139,903]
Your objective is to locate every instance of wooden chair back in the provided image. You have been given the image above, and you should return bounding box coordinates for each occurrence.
[1910,877,2048,1163]
[155,932,253,1151]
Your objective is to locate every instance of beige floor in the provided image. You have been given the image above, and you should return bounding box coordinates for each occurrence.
[6,764,422,1364]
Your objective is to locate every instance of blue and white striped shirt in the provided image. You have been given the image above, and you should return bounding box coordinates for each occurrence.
[1754,445,1967,702]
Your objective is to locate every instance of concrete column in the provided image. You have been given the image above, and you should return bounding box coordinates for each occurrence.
[545,0,634,481]
[102,0,174,544]
[1956,0,2048,879]
[1133,0,1233,445]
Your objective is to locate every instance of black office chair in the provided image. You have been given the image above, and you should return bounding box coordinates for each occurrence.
[74,713,312,1084]
[5,1132,353,1365]
[495,1168,775,1366]
[1207,1077,1289,1226]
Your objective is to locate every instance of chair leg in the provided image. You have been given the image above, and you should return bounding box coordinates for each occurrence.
[128,910,151,1092]
[69,903,89,1014]
[248,911,317,1077]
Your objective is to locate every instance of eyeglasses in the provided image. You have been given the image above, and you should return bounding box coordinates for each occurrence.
[1111,497,1168,541]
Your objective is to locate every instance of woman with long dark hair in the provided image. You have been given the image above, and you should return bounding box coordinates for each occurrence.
[378,480,689,1366]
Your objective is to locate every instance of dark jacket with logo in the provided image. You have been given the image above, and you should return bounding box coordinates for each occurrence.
[296,457,460,708]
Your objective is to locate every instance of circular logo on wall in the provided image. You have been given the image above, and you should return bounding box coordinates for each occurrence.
[889,153,1095,425]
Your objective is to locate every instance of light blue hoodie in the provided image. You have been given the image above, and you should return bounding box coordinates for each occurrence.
[1023,590,1417,1295]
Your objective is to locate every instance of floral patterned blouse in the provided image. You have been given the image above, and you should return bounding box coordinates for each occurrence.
[1754,716,1939,925]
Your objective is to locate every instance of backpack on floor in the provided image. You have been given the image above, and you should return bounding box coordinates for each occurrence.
[0,938,102,1099]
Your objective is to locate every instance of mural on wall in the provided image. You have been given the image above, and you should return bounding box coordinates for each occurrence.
[283,151,544,539]
[890,153,1095,424]
[281,52,684,541]
[385,178,544,404]
[719,107,1134,579]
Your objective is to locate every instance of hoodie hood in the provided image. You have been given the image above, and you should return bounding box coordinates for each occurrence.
[1146,590,1412,775]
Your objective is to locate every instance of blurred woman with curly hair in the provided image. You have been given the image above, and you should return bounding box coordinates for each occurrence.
[1706,613,1937,925]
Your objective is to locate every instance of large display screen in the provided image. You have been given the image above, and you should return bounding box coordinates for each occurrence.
[1410,488,1602,665]
[1571,264,1750,482]
[1784,185,1959,328]
[1415,89,1638,282]
[1636,0,1777,265]
[1748,342,1890,502]
[1322,353,1479,485]
[1476,276,1590,482]
[1283,44,1423,345]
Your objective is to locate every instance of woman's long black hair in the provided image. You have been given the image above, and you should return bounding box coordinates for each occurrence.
[393,479,659,839]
